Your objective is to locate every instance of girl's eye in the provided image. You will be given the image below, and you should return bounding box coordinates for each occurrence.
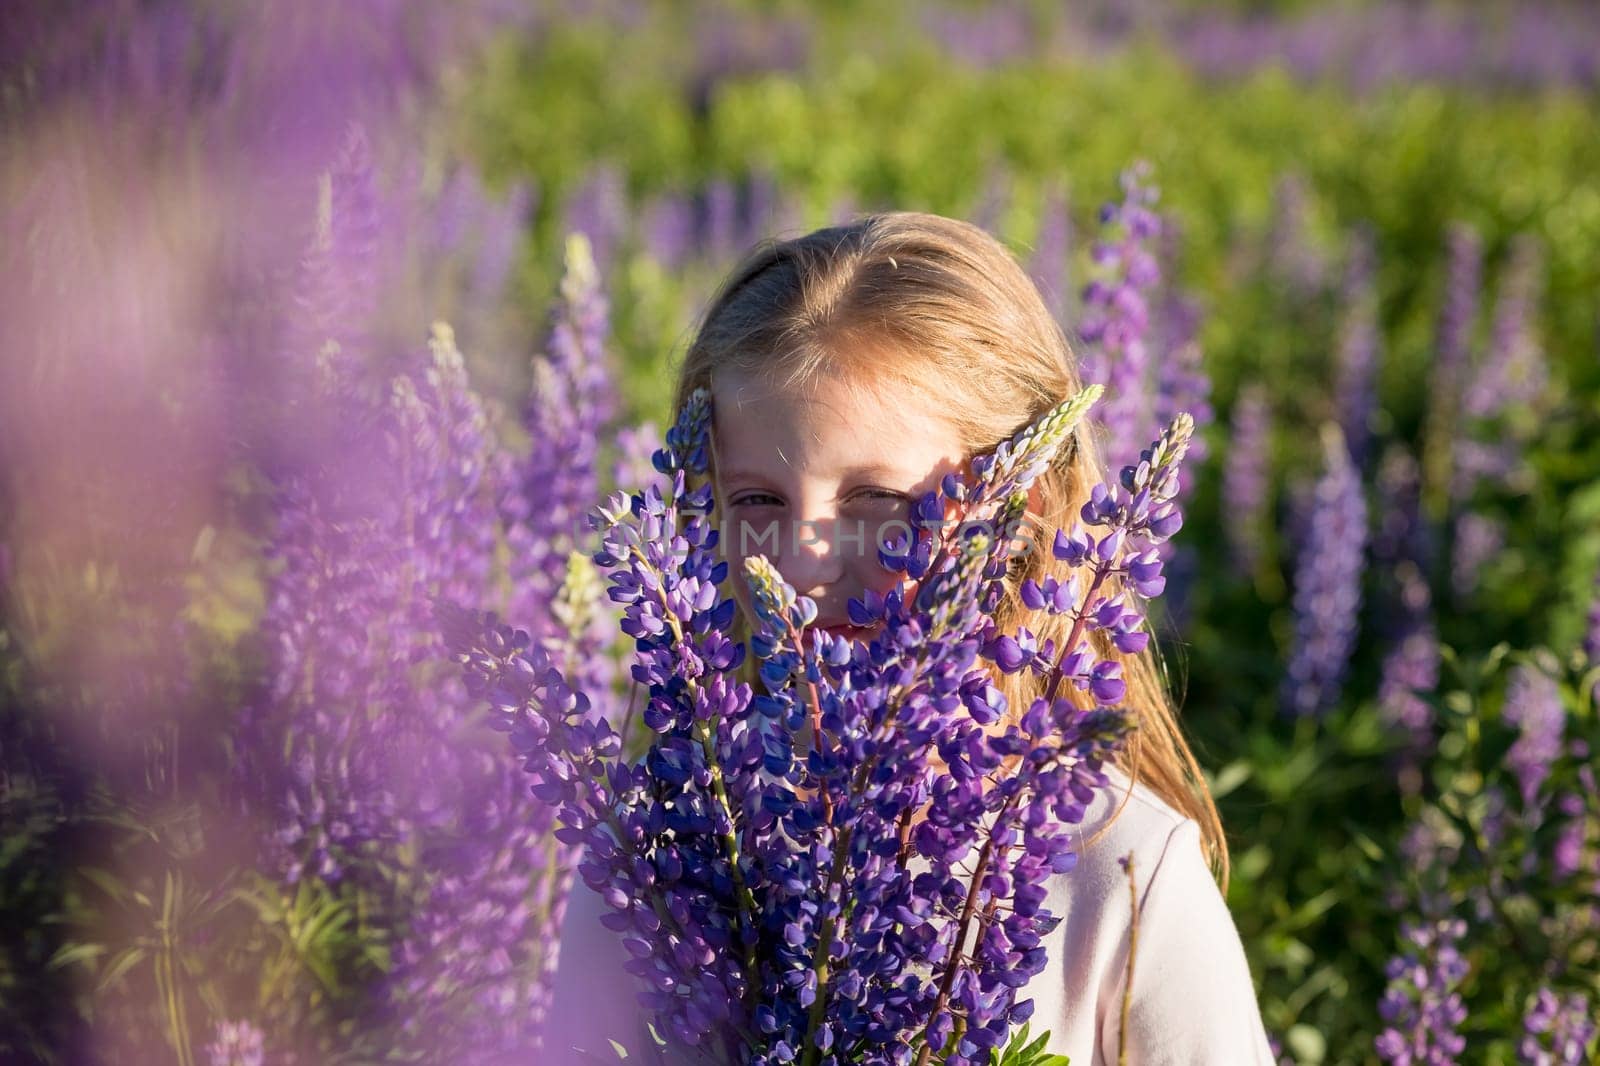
[730,492,781,507]
[855,489,907,503]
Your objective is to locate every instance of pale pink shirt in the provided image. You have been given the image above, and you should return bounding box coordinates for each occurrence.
[545,764,1277,1064]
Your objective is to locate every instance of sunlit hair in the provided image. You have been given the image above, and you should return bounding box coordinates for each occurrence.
[667,211,1230,891]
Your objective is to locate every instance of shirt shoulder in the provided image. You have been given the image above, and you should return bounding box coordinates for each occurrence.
[1024,767,1278,1065]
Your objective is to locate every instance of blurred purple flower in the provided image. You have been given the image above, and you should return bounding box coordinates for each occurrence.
[1450,512,1504,601]
[1374,917,1470,1065]
[469,181,536,303]
[1028,182,1073,323]
[561,164,627,276]
[1154,222,1212,473]
[1334,225,1380,470]
[206,1019,265,1066]
[1501,663,1564,811]
[1372,447,1432,580]
[1463,235,1546,420]
[921,2,1037,68]
[1263,172,1327,296]
[641,192,697,270]
[705,176,740,264]
[971,161,1012,236]
[1283,426,1367,718]
[1378,564,1440,759]
[1079,162,1163,469]
[1518,987,1596,1066]
[1423,224,1481,508]
[611,420,665,496]
[1223,384,1272,574]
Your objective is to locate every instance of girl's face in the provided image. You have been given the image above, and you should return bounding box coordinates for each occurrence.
[711,364,968,644]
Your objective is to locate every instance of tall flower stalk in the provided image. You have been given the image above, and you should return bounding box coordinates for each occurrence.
[1421,224,1482,517]
[1223,384,1272,575]
[239,141,628,1055]
[1373,917,1470,1065]
[1282,425,1367,718]
[1079,163,1163,469]
[1334,226,1380,471]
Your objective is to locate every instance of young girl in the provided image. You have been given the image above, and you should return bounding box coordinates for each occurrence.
[545,212,1277,1063]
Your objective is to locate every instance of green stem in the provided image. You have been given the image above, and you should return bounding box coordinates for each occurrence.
[159,872,193,1066]
[912,795,1014,1066]
[1042,566,1110,706]
[798,825,856,1066]
[694,717,762,982]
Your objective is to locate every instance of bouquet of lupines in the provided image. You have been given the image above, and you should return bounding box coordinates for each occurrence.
[440,382,1197,1064]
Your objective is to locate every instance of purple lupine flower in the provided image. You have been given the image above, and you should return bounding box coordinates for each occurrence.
[206,1019,265,1066]
[443,383,1197,1064]
[430,166,486,257]
[561,164,627,277]
[1378,564,1441,758]
[1028,182,1073,323]
[283,123,385,375]
[1502,663,1565,810]
[241,144,625,1054]
[1373,447,1439,764]
[971,161,1011,236]
[612,419,665,496]
[1519,987,1596,1065]
[921,3,1035,68]
[1550,768,1592,882]
[1373,448,1433,577]
[1263,171,1327,296]
[1463,235,1546,420]
[1153,222,1212,473]
[496,232,630,744]
[1450,512,1505,601]
[641,191,697,270]
[705,176,741,265]
[506,233,620,626]
[1452,234,1545,503]
[243,323,578,1056]
[1079,162,1162,469]
[1283,426,1367,718]
[1334,225,1380,470]
[1374,917,1470,1065]
[1223,384,1272,574]
[1423,224,1482,509]
[468,180,535,303]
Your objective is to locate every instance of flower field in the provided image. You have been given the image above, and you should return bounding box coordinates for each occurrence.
[1,2,1597,1063]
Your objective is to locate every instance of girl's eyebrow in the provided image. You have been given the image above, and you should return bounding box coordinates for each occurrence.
[720,462,911,483]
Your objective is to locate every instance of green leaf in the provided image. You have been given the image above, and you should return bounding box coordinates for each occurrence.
[1209,759,1254,800]
[1286,1023,1327,1065]
[991,1024,1068,1066]
[95,945,148,994]
[47,942,107,971]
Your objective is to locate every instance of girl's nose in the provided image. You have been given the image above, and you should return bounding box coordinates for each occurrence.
[779,513,848,597]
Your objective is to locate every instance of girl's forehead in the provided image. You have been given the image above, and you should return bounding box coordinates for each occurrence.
[709,368,967,483]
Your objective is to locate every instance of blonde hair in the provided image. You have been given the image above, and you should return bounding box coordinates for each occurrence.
[667,211,1230,891]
